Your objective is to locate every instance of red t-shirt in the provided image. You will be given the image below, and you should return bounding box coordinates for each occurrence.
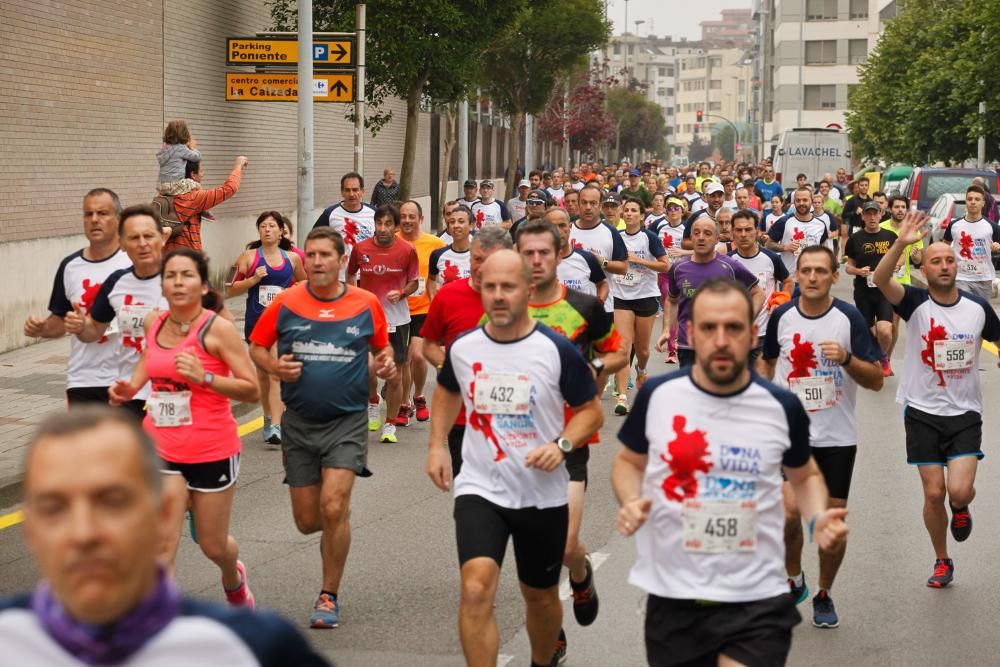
[346,237,419,327]
[421,278,484,426]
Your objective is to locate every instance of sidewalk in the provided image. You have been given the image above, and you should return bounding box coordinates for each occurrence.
[0,297,253,509]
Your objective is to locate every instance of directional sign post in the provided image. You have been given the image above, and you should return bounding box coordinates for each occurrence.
[227,37,354,68]
[226,72,354,102]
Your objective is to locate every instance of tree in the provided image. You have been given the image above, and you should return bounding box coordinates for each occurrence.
[846,0,999,164]
[269,0,513,199]
[537,75,616,160]
[478,0,610,198]
[687,136,712,163]
[605,87,667,159]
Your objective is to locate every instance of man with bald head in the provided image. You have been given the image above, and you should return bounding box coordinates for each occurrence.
[0,406,326,665]
[874,213,1000,589]
[427,249,603,667]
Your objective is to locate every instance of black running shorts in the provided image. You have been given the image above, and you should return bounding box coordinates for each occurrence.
[448,424,465,477]
[614,296,660,317]
[811,445,857,500]
[853,286,893,326]
[454,494,568,589]
[388,324,411,364]
[162,454,240,492]
[904,406,984,466]
[66,386,110,407]
[564,445,590,485]
[644,593,800,667]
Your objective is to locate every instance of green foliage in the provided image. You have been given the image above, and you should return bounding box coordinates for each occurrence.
[606,86,667,157]
[846,0,998,164]
[687,135,712,163]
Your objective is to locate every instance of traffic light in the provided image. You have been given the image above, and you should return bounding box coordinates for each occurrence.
[693,124,700,134]
[696,109,704,122]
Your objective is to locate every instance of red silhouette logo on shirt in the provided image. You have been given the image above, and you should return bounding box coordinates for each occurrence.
[475,209,485,229]
[571,239,584,250]
[921,317,949,387]
[661,415,713,502]
[80,280,109,343]
[121,294,145,353]
[343,219,359,246]
[792,228,805,241]
[662,234,674,249]
[959,231,974,260]
[442,260,461,283]
[467,362,505,462]
[786,333,817,382]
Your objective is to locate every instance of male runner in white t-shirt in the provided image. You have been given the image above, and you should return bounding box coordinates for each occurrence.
[874,212,1000,588]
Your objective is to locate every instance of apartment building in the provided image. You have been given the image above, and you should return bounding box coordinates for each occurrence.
[756,0,890,156]
[673,48,753,160]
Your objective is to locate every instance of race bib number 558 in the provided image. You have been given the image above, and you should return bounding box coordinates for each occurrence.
[934,339,974,370]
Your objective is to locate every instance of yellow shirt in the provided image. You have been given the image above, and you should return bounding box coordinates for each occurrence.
[400,232,446,315]
[880,221,923,285]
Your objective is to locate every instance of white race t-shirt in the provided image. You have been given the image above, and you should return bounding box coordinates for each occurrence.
[729,248,789,336]
[569,221,628,312]
[89,267,169,400]
[314,201,377,279]
[471,199,510,229]
[507,197,527,224]
[763,298,881,446]
[48,249,133,389]
[618,368,811,603]
[438,323,598,509]
[557,248,605,297]
[894,285,1000,415]
[766,214,830,276]
[611,228,667,301]
[428,245,471,286]
[943,217,1000,283]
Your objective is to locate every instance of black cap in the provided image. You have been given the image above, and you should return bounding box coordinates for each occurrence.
[463,179,477,188]
[861,201,882,212]
[603,191,622,205]
[527,189,549,202]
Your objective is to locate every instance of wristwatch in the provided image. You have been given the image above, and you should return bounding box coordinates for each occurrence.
[601,257,609,269]
[557,437,574,455]
[839,351,852,366]
[589,358,606,375]
[201,371,215,387]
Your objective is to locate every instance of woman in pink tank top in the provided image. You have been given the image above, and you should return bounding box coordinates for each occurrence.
[110,248,259,609]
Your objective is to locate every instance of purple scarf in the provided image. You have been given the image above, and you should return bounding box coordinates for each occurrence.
[31,568,181,665]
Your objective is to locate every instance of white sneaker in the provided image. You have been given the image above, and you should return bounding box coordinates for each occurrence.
[367,401,381,431]
[379,422,398,444]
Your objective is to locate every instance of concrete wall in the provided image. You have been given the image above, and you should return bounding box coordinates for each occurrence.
[0,1,509,354]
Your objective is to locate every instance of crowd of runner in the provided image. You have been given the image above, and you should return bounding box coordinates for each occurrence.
[9,140,1000,666]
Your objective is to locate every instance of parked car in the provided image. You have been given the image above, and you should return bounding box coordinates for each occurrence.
[902,167,997,213]
[927,194,966,244]
[882,164,913,195]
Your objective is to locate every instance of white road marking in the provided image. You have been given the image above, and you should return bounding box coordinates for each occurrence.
[559,551,610,601]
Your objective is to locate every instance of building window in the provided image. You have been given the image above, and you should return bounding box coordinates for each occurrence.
[738,101,746,116]
[738,79,746,93]
[848,39,868,64]
[805,40,837,65]
[710,57,722,67]
[806,0,837,20]
[666,87,674,96]
[850,0,869,19]
[710,79,722,89]
[613,44,620,55]
[683,123,691,132]
[666,65,674,76]
[804,84,837,109]
[709,101,722,111]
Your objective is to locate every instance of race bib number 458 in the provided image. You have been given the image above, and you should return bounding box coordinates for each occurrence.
[682,499,757,553]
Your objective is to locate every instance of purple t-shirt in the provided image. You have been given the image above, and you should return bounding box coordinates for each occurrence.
[666,254,759,348]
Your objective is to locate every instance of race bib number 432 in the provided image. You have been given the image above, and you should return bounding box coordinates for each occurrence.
[474,371,531,415]
[682,499,757,553]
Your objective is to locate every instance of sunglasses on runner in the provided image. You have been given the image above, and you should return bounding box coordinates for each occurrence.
[527,198,546,205]
[666,204,682,211]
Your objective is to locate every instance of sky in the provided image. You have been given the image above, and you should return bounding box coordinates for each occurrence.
[606,0,752,41]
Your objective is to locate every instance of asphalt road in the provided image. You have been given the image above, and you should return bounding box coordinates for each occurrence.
[2,280,1000,666]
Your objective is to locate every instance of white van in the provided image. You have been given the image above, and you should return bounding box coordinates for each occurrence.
[772,129,852,191]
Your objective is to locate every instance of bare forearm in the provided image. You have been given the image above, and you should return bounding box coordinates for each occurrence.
[612,454,645,505]
[429,385,462,444]
[605,260,628,276]
[423,340,445,368]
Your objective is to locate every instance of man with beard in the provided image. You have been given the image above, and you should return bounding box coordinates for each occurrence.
[874,213,1000,588]
[679,182,727,250]
[614,278,848,666]
[759,246,883,629]
[766,187,829,280]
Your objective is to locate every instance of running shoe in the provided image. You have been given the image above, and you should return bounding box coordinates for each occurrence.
[224,560,255,610]
[367,400,381,431]
[571,554,599,626]
[263,424,281,445]
[927,559,954,588]
[380,422,398,444]
[614,394,629,416]
[665,351,678,364]
[310,593,340,628]
[396,405,410,428]
[950,505,972,542]
[627,373,635,391]
[635,368,648,390]
[880,357,891,377]
[414,395,430,422]
[552,627,567,665]
[788,573,809,604]
[811,590,838,628]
